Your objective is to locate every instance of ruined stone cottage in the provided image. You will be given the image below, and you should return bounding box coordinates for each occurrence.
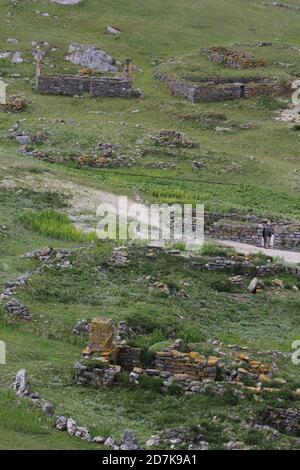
[35,59,141,98]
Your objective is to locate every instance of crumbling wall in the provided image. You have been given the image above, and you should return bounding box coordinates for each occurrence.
[263,407,300,435]
[35,58,138,98]
[155,70,290,102]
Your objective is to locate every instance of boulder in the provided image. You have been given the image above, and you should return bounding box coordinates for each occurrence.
[10,369,28,397]
[56,416,68,431]
[67,418,77,436]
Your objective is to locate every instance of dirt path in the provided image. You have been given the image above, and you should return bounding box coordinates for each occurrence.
[215,239,300,264]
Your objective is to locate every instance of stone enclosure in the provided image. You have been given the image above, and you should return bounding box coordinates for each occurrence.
[35,59,141,98]
[204,213,300,251]
[155,47,291,102]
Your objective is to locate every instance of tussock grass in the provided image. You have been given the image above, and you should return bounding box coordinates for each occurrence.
[18,209,97,242]
[0,391,50,435]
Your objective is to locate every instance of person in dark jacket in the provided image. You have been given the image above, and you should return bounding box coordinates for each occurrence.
[262,221,274,249]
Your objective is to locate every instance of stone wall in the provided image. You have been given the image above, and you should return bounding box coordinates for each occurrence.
[117,345,142,371]
[204,213,300,251]
[35,58,140,98]
[154,349,219,381]
[155,70,290,103]
[263,407,300,435]
[36,73,134,97]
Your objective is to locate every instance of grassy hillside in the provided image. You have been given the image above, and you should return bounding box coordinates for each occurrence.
[0,0,299,216]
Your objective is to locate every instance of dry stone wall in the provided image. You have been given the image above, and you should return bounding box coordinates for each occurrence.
[204,213,300,251]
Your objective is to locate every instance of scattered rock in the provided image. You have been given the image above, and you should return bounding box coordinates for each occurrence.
[74,426,92,442]
[72,319,91,335]
[5,298,32,321]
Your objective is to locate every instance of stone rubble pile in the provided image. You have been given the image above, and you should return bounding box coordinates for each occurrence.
[154,130,198,148]
[190,256,300,278]
[4,299,32,321]
[263,407,300,435]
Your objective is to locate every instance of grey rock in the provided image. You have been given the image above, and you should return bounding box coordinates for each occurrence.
[120,429,142,450]
[65,43,118,72]
[67,417,77,436]
[92,436,106,444]
[15,134,31,145]
[10,369,28,396]
[12,51,23,64]
[42,401,55,417]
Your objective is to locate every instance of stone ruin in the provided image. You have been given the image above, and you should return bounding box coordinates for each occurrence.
[35,58,142,98]
[76,319,219,393]
[155,46,290,102]
[75,319,298,401]
[204,213,300,251]
[155,69,290,103]
[201,47,267,69]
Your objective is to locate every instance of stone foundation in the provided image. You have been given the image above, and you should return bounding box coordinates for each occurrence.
[155,70,290,103]
[36,59,141,98]
[204,213,300,251]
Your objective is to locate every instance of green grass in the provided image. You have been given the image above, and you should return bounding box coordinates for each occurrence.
[0,0,300,450]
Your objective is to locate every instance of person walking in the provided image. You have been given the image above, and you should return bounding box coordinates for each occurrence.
[262,221,274,249]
